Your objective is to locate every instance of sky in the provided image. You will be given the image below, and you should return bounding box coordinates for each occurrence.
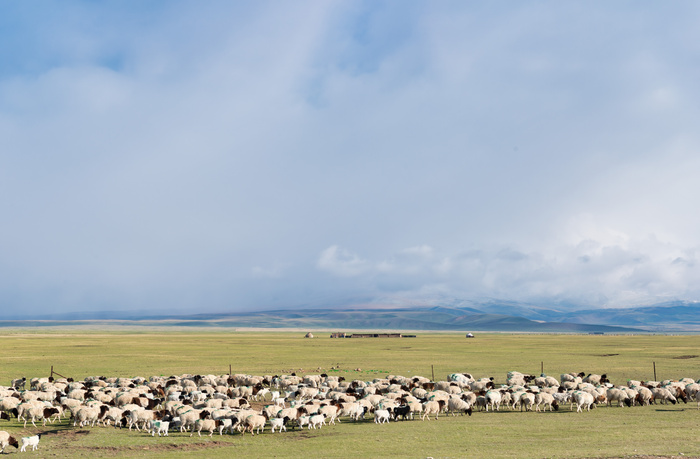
[1,1,699,316]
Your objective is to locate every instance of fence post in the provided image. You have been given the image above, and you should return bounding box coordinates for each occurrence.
[653,362,657,381]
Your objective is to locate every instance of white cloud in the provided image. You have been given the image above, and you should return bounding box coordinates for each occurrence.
[1,2,699,313]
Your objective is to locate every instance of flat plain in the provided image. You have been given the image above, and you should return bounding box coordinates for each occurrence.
[1,329,699,458]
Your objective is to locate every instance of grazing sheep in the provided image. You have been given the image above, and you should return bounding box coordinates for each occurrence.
[635,387,653,406]
[534,392,558,412]
[20,434,41,452]
[0,430,19,453]
[11,378,26,391]
[447,397,473,416]
[606,388,632,407]
[421,400,445,420]
[573,391,596,412]
[651,388,677,405]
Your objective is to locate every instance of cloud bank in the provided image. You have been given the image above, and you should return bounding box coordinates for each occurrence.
[1,1,699,314]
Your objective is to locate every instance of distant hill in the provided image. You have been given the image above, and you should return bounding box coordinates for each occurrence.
[4,299,700,331]
[0,306,641,333]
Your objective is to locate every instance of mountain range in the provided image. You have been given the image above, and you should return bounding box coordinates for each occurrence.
[3,300,700,332]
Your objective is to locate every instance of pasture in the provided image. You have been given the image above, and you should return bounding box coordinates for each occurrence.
[1,330,699,458]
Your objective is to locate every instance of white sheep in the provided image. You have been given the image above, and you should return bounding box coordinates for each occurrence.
[573,391,596,412]
[150,420,170,436]
[373,409,390,424]
[20,434,41,452]
[421,400,445,420]
[309,413,326,429]
[606,388,631,407]
[534,392,558,412]
[485,390,502,411]
[270,416,290,432]
[446,397,472,416]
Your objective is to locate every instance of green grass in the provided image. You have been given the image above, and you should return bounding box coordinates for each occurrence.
[1,330,699,458]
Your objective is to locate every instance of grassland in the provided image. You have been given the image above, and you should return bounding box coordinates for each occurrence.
[1,330,699,458]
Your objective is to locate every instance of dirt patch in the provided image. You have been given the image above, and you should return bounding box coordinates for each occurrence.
[64,441,233,457]
[672,355,698,359]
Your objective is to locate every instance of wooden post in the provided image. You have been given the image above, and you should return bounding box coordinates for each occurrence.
[653,362,657,381]
[541,361,544,375]
[431,365,435,382]
[229,364,232,376]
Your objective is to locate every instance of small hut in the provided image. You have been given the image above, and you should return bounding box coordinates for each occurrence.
[305,332,314,339]
[466,333,474,338]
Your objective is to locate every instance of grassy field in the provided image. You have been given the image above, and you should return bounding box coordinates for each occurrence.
[1,330,699,458]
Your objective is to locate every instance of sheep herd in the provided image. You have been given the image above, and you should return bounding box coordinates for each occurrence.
[1,370,699,452]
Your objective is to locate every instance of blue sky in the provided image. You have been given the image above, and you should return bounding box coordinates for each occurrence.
[1,1,699,315]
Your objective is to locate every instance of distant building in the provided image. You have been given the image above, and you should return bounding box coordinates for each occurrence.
[466,333,475,338]
[328,332,416,338]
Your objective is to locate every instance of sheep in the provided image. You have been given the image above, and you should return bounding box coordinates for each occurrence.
[150,420,170,436]
[582,374,609,385]
[177,408,209,432]
[336,402,366,422]
[421,400,445,420]
[635,387,653,406]
[485,390,502,411]
[519,392,535,412]
[446,397,473,416]
[0,397,21,416]
[573,391,596,412]
[127,409,163,431]
[296,415,311,430]
[100,407,125,427]
[22,405,60,427]
[0,430,19,453]
[651,387,677,405]
[538,392,560,412]
[270,416,290,432]
[20,434,41,452]
[316,404,340,425]
[192,418,221,437]
[75,405,109,428]
[606,388,632,407]
[374,409,391,424]
[242,414,266,435]
[309,413,326,429]
[10,378,26,391]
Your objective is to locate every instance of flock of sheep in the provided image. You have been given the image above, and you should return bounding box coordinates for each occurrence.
[1,370,699,452]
